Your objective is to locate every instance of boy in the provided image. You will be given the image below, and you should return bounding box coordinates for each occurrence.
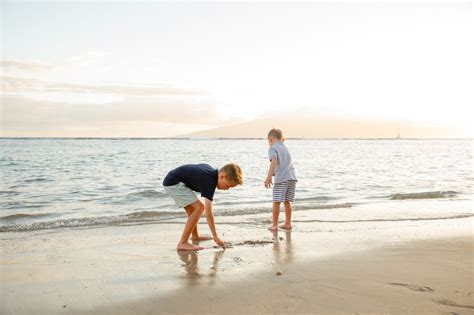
[264,129,297,231]
[163,163,243,251]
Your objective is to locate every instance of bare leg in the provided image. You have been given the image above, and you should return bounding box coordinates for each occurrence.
[269,202,280,231]
[280,201,292,229]
[184,205,200,240]
[178,200,204,251]
[185,204,213,242]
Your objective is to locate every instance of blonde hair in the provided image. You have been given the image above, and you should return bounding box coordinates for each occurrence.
[220,163,243,185]
[267,128,283,140]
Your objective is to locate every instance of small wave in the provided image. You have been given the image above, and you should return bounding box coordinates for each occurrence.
[388,191,458,200]
[0,213,55,222]
[127,190,167,199]
[124,210,177,219]
[217,203,353,217]
[296,196,341,202]
[9,184,27,189]
[1,202,46,210]
[0,202,354,232]
[1,162,19,166]
[24,177,53,183]
[0,210,183,232]
[215,196,339,207]
[0,191,20,196]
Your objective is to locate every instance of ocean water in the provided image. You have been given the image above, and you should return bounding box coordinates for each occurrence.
[0,138,472,232]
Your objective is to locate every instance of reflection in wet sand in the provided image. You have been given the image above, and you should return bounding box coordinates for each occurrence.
[177,249,225,286]
[272,230,294,267]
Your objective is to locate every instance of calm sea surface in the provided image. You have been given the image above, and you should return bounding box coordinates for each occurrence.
[1,139,472,232]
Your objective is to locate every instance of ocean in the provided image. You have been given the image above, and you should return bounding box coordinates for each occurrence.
[1,138,472,232]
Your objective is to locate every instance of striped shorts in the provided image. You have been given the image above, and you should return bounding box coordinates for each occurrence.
[273,180,297,202]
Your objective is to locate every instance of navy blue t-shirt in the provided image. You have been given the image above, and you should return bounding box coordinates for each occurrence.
[162,164,219,201]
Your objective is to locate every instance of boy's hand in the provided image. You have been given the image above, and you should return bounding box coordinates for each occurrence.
[214,236,225,247]
[264,177,273,188]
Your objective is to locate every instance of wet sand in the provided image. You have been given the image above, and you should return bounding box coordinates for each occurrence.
[1,216,473,314]
[98,236,474,315]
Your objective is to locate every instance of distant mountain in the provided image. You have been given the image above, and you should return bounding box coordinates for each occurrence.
[180,118,463,139]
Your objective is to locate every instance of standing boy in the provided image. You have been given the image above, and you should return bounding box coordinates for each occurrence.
[264,129,297,231]
[163,163,243,251]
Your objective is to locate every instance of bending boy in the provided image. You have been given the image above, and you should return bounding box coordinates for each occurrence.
[163,163,243,251]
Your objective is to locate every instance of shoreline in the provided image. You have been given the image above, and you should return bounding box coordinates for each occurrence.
[1,215,473,314]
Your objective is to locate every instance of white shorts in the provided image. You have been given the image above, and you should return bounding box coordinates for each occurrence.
[273,180,297,202]
[163,182,198,208]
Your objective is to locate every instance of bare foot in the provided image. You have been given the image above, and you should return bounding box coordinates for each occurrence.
[177,243,204,251]
[279,224,292,230]
[192,235,213,241]
[268,226,278,231]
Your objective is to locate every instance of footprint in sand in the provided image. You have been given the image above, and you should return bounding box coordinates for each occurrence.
[388,282,434,292]
[433,299,474,310]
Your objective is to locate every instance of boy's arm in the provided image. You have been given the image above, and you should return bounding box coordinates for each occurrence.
[204,198,225,247]
[264,157,277,188]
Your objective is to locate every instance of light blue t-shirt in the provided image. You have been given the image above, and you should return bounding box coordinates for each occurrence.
[268,141,297,183]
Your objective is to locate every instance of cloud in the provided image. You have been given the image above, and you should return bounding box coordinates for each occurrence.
[1,76,204,97]
[1,60,55,73]
[1,94,223,137]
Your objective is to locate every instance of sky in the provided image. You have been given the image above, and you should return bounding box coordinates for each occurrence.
[1,1,472,137]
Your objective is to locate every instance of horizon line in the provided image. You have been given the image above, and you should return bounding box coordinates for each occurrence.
[1,137,472,141]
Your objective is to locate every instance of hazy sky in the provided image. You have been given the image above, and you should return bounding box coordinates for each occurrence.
[1,1,472,137]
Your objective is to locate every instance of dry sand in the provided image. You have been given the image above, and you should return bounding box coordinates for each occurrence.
[1,216,473,314]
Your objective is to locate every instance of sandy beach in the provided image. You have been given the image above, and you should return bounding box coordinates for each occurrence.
[3,0,473,313]
[1,212,473,315]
